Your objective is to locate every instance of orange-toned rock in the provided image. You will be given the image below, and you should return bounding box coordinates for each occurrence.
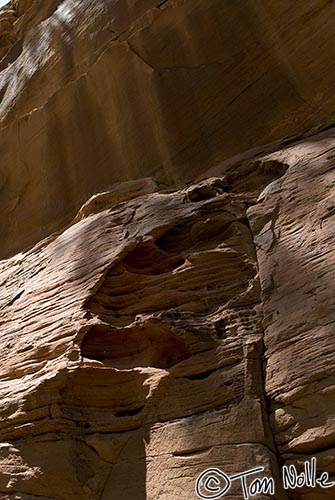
[0,1,334,499]
[0,127,334,498]
[0,171,287,499]
[247,131,335,500]
[2,0,335,257]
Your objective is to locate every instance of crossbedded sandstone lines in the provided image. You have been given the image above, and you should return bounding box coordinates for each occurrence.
[248,133,335,500]
[0,135,333,499]
[0,169,288,499]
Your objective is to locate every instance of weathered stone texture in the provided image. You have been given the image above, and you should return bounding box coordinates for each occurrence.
[0,127,334,498]
[0,1,334,499]
[0,171,278,497]
[2,0,335,257]
[248,132,335,500]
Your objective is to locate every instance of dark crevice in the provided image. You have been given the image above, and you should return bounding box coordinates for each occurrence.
[187,185,223,202]
[155,222,193,253]
[184,369,217,381]
[1,289,24,309]
[75,421,91,430]
[0,81,9,103]
[157,0,170,9]
[0,38,23,73]
[214,318,227,338]
[115,406,144,417]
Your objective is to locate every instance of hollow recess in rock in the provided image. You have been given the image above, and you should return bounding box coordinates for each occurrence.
[81,324,192,369]
[224,159,290,194]
[122,241,185,275]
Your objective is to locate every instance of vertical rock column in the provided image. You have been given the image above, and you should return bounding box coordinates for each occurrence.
[248,135,335,500]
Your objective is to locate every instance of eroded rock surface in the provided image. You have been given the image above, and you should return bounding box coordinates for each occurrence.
[0,1,334,498]
[248,133,335,500]
[2,0,335,257]
[0,127,334,499]
[0,175,278,499]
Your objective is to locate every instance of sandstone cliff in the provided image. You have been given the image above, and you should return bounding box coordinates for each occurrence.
[1,0,335,257]
[0,1,334,499]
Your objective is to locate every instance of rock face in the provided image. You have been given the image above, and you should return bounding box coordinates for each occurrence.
[0,1,334,499]
[0,127,334,499]
[248,133,335,500]
[2,0,335,257]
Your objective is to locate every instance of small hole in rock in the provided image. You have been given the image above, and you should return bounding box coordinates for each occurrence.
[215,319,226,338]
[188,186,219,202]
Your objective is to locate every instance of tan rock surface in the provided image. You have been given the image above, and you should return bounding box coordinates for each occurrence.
[247,131,335,500]
[2,0,335,257]
[0,127,334,498]
[0,170,286,498]
[0,1,334,499]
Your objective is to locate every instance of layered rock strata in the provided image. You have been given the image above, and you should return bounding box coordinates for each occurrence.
[1,1,335,498]
[0,128,334,499]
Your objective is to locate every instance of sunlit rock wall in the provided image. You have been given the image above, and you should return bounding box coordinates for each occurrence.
[0,2,334,499]
[0,128,334,499]
[1,0,335,257]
